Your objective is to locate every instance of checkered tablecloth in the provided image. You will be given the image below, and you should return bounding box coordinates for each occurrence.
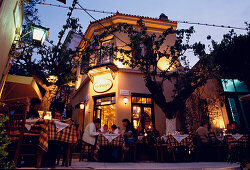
[96,134,125,151]
[225,134,248,150]
[30,119,77,152]
[166,135,193,149]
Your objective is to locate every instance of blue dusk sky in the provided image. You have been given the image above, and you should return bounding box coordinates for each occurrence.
[36,0,250,66]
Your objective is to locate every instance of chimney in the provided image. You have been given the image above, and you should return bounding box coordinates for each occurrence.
[159,13,168,21]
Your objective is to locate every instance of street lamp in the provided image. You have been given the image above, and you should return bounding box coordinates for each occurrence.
[31,25,49,45]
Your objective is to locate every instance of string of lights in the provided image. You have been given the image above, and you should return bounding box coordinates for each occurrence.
[33,2,248,31]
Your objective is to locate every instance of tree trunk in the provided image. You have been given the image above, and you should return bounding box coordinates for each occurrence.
[40,84,58,111]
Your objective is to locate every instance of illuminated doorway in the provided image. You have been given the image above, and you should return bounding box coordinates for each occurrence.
[94,95,116,130]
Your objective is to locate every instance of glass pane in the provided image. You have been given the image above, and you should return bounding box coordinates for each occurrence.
[146,98,152,104]
[97,104,116,130]
[144,107,152,130]
[132,97,137,103]
[132,106,141,129]
[234,80,249,92]
[132,97,141,103]
[228,98,240,125]
[141,98,147,104]
[238,95,250,130]
[222,79,236,92]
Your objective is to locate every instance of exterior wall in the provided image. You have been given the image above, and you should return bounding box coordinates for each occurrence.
[71,14,178,136]
[186,78,229,131]
[0,0,23,98]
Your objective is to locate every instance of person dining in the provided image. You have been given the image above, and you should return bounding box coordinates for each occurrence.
[82,118,101,161]
[122,119,136,145]
[111,124,119,134]
[53,101,65,120]
[196,122,210,161]
[26,98,42,119]
[100,124,109,134]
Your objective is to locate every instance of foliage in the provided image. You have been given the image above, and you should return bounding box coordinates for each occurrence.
[82,17,213,120]
[9,0,83,108]
[210,23,250,88]
[0,116,14,169]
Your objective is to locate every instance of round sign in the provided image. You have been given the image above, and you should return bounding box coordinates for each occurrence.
[93,79,113,93]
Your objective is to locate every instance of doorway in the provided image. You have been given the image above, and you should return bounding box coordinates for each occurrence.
[94,95,116,130]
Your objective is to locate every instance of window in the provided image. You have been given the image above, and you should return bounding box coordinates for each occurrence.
[222,79,250,131]
[131,93,154,130]
[221,79,249,92]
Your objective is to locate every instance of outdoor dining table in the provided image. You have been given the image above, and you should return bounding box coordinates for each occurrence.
[95,133,125,161]
[27,119,77,167]
[225,134,248,150]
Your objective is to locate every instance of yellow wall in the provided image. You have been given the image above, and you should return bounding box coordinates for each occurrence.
[0,0,23,98]
[71,14,178,135]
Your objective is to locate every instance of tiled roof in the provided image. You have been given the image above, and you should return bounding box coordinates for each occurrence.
[89,11,177,24]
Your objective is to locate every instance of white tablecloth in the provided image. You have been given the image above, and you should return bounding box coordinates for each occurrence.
[216,136,225,142]
[172,134,189,143]
[25,118,40,131]
[231,134,243,140]
[103,134,120,143]
[161,135,169,142]
[54,120,70,132]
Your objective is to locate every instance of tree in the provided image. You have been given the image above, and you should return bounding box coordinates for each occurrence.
[9,0,83,110]
[82,17,213,126]
[210,24,250,88]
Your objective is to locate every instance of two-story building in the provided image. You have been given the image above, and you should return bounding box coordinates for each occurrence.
[70,13,178,135]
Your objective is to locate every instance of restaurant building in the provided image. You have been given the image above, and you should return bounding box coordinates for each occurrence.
[70,13,178,135]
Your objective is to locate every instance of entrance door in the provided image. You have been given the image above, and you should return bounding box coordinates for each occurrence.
[94,95,116,130]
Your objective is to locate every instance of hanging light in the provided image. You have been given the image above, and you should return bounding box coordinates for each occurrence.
[46,75,58,84]
[31,25,49,45]
[123,97,128,105]
[80,102,85,110]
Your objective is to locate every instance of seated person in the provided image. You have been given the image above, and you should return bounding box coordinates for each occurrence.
[122,119,136,145]
[26,98,42,119]
[100,124,109,134]
[150,125,160,138]
[53,101,65,120]
[111,124,119,134]
[226,121,239,134]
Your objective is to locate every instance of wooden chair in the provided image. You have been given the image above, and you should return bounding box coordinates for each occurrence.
[7,103,40,167]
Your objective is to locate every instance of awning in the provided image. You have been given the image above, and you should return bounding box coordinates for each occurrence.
[0,75,43,104]
[239,94,250,101]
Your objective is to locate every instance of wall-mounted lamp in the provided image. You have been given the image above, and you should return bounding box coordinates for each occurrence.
[80,102,85,110]
[123,97,128,105]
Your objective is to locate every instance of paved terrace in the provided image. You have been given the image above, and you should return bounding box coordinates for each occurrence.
[19,161,241,169]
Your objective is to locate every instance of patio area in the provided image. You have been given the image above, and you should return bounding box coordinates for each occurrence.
[18,161,241,170]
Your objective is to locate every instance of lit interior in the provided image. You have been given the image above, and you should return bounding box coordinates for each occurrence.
[96,104,116,130]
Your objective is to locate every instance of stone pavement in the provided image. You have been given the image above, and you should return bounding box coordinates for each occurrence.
[52,161,240,169]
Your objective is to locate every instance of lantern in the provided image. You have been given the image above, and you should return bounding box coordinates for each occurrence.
[31,25,49,45]
[80,102,85,110]
[123,97,128,105]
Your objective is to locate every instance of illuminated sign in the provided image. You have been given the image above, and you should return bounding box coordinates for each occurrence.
[93,79,113,93]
